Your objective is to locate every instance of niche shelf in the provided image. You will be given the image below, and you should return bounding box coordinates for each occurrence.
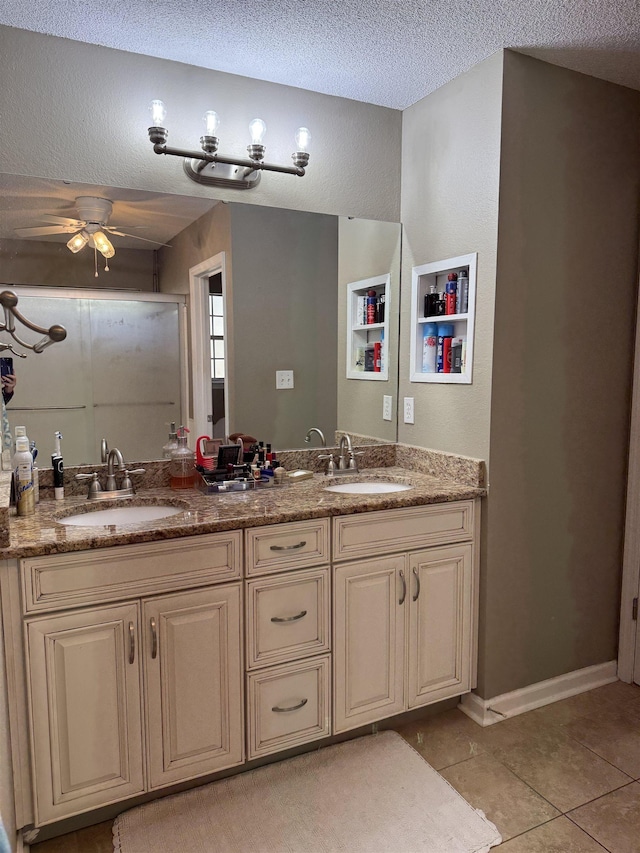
[346,274,390,381]
[409,252,477,384]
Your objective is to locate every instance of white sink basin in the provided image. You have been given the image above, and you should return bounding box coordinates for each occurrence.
[324,481,413,495]
[58,505,185,527]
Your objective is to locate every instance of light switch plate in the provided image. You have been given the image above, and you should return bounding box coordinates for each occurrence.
[275,370,294,389]
[403,396,414,424]
[383,395,392,421]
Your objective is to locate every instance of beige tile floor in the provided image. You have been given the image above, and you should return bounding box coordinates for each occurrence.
[30,680,640,852]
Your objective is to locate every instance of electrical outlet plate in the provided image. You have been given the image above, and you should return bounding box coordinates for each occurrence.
[275,370,294,389]
[383,395,392,421]
[403,396,414,424]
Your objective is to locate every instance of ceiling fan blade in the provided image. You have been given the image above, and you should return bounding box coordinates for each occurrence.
[40,213,85,227]
[14,225,80,237]
[107,229,172,247]
[104,224,148,231]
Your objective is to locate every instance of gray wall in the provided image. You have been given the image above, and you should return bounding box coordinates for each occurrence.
[0,27,402,223]
[480,52,640,697]
[398,52,503,462]
[337,217,401,442]
[0,238,154,290]
[229,204,338,449]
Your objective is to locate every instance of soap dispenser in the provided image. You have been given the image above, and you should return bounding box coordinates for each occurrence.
[169,426,196,490]
[163,422,179,459]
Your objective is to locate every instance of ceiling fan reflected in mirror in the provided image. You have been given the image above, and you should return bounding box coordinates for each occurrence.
[14,196,171,276]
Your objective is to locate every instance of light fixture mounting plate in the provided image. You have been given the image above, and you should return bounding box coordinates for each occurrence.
[183,159,262,190]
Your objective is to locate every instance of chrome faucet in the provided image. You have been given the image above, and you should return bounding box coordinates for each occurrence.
[106,447,125,490]
[304,427,326,447]
[337,433,363,472]
[76,446,146,499]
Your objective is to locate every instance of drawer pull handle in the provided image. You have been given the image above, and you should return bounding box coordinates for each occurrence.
[128,622,135,665]
[271,610,308,623]
[398,569,406,606]
[269,540,307,551]
[272,698,308,713]
[412,567,421,602]
[150,617,158,659]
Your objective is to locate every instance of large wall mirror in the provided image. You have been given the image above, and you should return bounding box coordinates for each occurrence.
[0,174,400,465]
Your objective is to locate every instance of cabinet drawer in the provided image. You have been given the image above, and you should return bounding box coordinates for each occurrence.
[247,656,331,759]
[246,568,330,670]
[245,519,330,576]
[333,501,474,561]
[21,531,242,613]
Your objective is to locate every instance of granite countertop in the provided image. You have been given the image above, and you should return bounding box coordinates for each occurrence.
[3,467,485,560]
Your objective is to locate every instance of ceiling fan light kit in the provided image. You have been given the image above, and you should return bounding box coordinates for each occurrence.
[147,100,311,190]
[14,195,171,276]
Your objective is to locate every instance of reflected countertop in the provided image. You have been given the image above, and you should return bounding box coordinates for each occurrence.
[3,467,486,560]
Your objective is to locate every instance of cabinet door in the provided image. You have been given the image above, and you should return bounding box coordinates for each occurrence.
[27,603,144,825]
[407,544,473,708]
[143,583,243,789]
[333,556,406,733]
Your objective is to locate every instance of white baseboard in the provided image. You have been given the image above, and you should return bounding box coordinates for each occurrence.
[458,660,618,727]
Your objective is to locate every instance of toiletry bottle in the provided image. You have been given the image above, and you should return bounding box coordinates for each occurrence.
[451,337,463,373]
[435,291,446,316]
[458,270,469,313]
[377,292,385,323]
[366,289,377,324]
[13,436,35,517]
[422,323,438,373]
[51,431,64,500]
[373,341,381,372]
[170,427,196,490]
[445,273,458,315]
[436,324,455,373]
[163,422,179,459]
[424,285,438,318]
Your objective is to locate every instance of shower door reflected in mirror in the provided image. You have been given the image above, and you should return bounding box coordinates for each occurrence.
[6,288,184,465]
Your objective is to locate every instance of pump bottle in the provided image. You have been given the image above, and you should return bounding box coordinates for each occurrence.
[13,436,34,516]
[170,427,196,489]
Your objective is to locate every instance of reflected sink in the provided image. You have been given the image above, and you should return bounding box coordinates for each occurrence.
[58,504,185,527]
[324,481,413,495]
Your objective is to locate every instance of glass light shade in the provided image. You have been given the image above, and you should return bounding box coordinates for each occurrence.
[203,110,220,136]
[295,127,311,152]
[67,231,89,253]
[150,99,167,126]
[249,118,266,144]
[92,230,115,258]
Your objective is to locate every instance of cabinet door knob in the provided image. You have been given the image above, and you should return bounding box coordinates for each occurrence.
[412,567,421,602]
[150,617,158,659]
[272,698,308,713]
[398,568,406,606]
[269,540,307,552]
[271,610,307,623]
[128,621,136,665]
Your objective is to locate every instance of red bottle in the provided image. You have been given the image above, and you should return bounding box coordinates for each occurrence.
[373,341,381,372]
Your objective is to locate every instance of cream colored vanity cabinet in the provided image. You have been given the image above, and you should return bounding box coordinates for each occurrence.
[244,519,331,759]
[332,500,479,734]
[4,532,244,827]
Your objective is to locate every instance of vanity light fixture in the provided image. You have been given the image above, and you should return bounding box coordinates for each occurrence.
[147,100,311,190]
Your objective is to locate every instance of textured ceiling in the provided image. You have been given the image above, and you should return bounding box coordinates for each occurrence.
[0,0,639,109]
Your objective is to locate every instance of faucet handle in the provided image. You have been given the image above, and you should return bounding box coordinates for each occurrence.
[318,453,336,475]
[121,468,145,491]
[75,472,102,498]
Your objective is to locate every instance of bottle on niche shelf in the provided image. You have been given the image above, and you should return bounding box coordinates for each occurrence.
[437,323,454,373]
[445,273,458,315]
[424,284,439,318]
[422,323,438,373]
[458,269,469,314]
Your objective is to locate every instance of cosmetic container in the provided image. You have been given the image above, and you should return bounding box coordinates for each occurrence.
[170,427,196,490]
[424,285,439,318]
[51,431,64,500]
[458,270,469,313]
[436,324,454,373]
